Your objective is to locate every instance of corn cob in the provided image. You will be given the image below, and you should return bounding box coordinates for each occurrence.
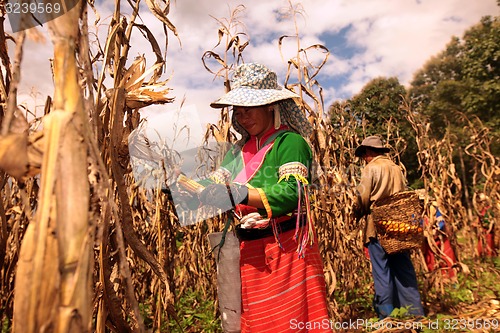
[177,174,205,194]
[379,220,423,235]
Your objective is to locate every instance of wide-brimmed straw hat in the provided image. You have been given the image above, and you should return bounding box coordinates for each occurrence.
[210,63,313,138]
[355,135,390,157]
[210,63,299,108]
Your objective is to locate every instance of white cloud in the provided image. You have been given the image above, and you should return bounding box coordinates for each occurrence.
[5,0,498,133]
[314,0,498,97]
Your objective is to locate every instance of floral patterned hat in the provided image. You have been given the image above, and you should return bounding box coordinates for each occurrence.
[210,63,313,138]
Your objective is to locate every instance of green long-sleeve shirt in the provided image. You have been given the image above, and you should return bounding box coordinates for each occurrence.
[208,130,312,218]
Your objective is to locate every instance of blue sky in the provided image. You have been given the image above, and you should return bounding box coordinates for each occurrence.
[5,0,499,142]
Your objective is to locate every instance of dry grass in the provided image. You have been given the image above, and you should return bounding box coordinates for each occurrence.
[0,2,498,332]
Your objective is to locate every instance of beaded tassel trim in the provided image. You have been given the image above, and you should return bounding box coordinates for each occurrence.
[293,180,314,258]
[278,162,308,184]
[275,161,314,258]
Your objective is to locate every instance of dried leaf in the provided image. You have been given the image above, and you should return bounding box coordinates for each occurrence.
[0,133,29,179]
[144,0,179,38]
[122,56,146,91]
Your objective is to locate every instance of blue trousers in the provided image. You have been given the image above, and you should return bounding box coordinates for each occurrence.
[367,239,424,318]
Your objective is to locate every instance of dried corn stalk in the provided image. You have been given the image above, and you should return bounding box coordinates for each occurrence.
[403,100,468,291]
[12,1,92,332]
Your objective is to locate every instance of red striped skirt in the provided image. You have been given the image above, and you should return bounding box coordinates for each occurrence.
[240,228,331,332]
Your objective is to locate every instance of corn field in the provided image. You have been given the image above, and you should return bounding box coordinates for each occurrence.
[0,1,498,332]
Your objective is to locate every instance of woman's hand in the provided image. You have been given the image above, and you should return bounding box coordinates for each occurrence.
[199,183,249,210]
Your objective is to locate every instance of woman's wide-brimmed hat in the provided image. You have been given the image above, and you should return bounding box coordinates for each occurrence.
[354,135,390,157]
[210,63,299,108]
[210,63,313,138]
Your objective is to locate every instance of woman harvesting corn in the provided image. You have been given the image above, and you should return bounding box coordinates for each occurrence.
[194,63,331,332]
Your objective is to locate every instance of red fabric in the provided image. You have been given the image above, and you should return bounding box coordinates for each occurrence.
[423,237,457,279]
[477,206,497,257]
[364,246,370,259]
[240,228,331,333]
[236,204,259,217]
[477,229,497,257]
[421,215,457,279]
[241,125,289,161]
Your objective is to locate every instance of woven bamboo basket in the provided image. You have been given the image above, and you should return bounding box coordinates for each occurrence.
[371,191,424,254]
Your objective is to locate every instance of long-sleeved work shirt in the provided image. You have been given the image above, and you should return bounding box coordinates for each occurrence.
[356,155,407,243]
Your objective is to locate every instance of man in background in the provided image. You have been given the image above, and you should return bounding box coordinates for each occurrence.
[354,135,424,319]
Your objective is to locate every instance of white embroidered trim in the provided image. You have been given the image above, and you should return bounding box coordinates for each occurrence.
[278,161,308,179]
[209,167,232,184]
